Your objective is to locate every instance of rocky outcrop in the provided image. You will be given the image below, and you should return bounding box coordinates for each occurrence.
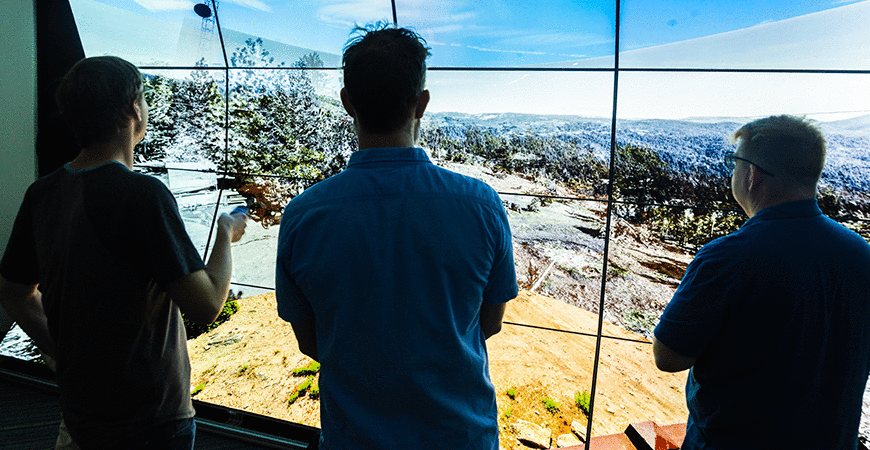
[514,419,551,449]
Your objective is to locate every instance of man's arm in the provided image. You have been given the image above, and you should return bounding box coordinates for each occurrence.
[480,302,507,339]
[169,212,247,324]
[653,336,696,372]
[0,276,54,357]
[290,320,318,361]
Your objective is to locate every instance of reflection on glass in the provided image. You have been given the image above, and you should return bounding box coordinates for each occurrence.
[620,0,870,69]
[216,0,381,66]
[398,0,616,68]
[71,0,224,66]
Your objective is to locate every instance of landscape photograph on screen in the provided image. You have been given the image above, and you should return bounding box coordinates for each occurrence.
[4,0,870,446]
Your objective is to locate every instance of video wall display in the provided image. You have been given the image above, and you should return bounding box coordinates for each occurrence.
[2,0,868,445]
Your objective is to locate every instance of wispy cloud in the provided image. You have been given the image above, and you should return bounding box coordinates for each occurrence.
[512,31,613,47]
[467,45,546,56]
[467,45,585,59]
[224,0,272,12]
[316,0,474,27]
[505,74,529,85]
[317,0,393,26]
[315,0,606,62]
[421,24,464,35]
[134,0,194,11]
[832,0,863,4]
[134,0,271,13]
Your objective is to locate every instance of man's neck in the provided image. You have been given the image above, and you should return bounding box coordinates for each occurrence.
[69,130,137,170]
[355,119,419,150]
[746,191,816,218]
[357,135,415,150]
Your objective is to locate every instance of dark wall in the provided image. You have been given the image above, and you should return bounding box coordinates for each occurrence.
[36,0,85,177]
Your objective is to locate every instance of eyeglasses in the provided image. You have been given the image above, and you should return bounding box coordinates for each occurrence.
[724,152,775,177]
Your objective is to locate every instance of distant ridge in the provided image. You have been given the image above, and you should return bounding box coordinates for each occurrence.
[424,112,870,192]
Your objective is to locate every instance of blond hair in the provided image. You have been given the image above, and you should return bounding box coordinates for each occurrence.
[731,115,826,189]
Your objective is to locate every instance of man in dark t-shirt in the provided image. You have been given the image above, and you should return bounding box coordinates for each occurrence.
[0,56,247,449]
[654,115,870,449]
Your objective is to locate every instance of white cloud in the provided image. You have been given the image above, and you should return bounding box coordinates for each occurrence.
[420,24,463,35]
[134,0,194,11]
[316,0,475,27]
[505,74,529,85]
[317,0,394,26]
[224,0,272,12]
[134,0,271,13]
[467,45,546,56]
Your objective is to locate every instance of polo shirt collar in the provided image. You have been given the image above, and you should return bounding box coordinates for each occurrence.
[747,198,822,224]
[347,147,431,167]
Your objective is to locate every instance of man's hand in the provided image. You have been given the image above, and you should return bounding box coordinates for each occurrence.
[219,211,248,243]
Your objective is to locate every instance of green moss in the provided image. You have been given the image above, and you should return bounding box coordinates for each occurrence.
[236,365,250,376]
[183,291,242,339]
[191,382,205,396]
[292,361,321,376]
[575,390,591,415]
[297,375,314,393]
[287,391,300,405]
[542,397,560,414]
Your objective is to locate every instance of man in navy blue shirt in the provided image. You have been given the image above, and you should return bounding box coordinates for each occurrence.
[654,115,870,449]
[275,24,518,449]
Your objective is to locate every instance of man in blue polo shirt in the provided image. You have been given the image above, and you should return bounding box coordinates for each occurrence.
[275,24,518,449]
[653,115,870,449]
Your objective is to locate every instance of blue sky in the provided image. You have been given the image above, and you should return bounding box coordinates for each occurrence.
[71,0,870,119]
[77,0,866,67]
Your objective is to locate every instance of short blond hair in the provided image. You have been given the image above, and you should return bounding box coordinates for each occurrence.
[731,115,826,189]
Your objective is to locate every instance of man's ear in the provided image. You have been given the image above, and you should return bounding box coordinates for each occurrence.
[340,87,356,118]
[131,97,143,122]
[414,89,430,119]
[748,164,766,191]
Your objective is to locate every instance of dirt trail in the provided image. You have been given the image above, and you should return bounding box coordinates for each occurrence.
[187,290,688,448]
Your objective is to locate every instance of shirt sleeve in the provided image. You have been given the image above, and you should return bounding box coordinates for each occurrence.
[654,243,733,358]
[275,212,315,323]
[482,196,519,305]
[0,185,40,285]
[132,177,206,290]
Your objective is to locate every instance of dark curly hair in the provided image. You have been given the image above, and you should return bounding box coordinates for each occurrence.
[342,23,430,134]
[55,56,143,147]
